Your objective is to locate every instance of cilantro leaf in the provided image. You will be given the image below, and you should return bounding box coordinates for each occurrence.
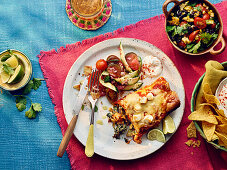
[15,96,27,111]
[188,2,197,7]
[193,6,201,12]
[188,41,201,54]
[104,76,111,83]
[23,80,34,94]
[32,103,42,112]
[25,106,36,119]
[200,32,218,45]
[186,43,195,50]
[1,54,11,62]
[3,63,14,75]
[32,78,42,90]
[166,26,176,32]
[7,49,13,55]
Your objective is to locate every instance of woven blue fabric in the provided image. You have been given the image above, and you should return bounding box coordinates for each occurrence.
[0,0,223,169]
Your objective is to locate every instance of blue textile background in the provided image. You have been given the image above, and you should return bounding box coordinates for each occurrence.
[0,0,223,169]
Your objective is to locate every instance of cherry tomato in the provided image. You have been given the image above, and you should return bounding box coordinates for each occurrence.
[195,4,207,12]
[107,63,122,78]
[180,21,188,26]
[203,13,210,20]
[194,17,207,29]
[178,41,186,48]
[96,59,108,71]
[125,52,140,71]
[211,23,216,29]
[189,30,200,41]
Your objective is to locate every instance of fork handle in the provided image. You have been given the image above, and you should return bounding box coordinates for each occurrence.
[57,114,78,157]
[85,124,94,157]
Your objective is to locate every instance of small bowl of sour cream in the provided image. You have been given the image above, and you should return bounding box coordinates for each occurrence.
[215,77,227,117]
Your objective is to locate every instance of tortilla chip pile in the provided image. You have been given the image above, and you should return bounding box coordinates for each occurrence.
[188,83,227,149]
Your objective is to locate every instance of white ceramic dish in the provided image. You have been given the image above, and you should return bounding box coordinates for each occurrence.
[215,77,227,117]
[62,38,185,160]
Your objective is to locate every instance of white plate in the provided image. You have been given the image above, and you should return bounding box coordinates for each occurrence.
[63,38,185,160]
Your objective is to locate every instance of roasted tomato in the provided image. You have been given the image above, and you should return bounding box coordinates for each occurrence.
[107,55,125,72]
[189,30,200,41]
[106,88,118,104]
[194,17,207,29]
[107,55,121,63]
[125,52,140,71]
[96,59,107,71]
[211,23,216,29]
[203,13,210,20]
[107,63,122,78]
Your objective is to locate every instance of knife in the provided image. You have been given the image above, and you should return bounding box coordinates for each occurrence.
[57,78,88,157]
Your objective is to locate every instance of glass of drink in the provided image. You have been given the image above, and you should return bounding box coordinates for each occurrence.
[71,0,104,19]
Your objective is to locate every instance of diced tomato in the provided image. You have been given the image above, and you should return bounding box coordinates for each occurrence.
[180,21,188,26]
[196,37,201,43]
[203,13,210,20]
[189,30,200,41]
[178,41,186,48]
[96,59,107,71]
[194,17,207,29]
[211,23,216,29]
[125,52,140,71]
[195,4,207,12]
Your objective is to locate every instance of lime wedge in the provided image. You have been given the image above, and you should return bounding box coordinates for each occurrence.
[163,115,176,134]
[147,129,166,143]
[8,65,24,84]
[0,71,10,83]
[5,55,18,69]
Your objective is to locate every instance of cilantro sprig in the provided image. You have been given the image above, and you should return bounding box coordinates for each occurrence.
[14,77,43,119]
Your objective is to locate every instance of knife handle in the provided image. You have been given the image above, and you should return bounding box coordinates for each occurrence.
[57,114,78,157]
[85,124,94,157]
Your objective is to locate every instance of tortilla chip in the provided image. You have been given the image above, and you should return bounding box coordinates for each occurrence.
[215,131,227,148]
[203,83,213,95]
[211,133,219,141]
[216,124,227,134]
[83,65,92,76]
[187,121,197,138]
[200,103,225,117]
[216,116,227,124]
[202,121,216,142]
[188,105,218,124]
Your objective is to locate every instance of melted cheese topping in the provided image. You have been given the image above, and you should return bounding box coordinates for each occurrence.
[120,91,166,132]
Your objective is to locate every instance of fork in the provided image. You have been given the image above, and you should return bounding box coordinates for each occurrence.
[85,69,100,157]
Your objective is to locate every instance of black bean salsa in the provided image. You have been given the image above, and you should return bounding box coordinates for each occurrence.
[166,1,220,54]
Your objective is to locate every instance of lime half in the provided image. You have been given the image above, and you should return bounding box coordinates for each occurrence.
[0,71,10,83]
[147,129,166,143]
[8,65,24,84]
[163,115,176,134]
[5,55,18,69]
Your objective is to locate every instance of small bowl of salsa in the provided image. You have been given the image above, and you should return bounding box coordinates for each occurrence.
[162,0,225,55]
[0,49,32,91]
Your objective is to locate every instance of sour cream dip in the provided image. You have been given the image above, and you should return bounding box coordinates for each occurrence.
[142,56,162,78]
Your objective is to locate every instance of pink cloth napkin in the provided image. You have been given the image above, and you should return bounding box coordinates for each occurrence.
[38,2,227,169]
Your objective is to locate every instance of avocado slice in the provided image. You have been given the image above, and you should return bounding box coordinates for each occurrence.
[123,82,143,91]
[99,71,118,92]
[119,42,133,73]
[114,70,139,85]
